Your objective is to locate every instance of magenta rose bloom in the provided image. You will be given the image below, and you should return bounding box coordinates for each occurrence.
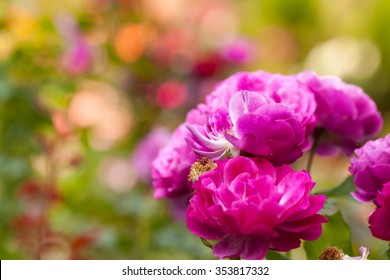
[205,71,273,114]
[185,104,209,126]
[225,90,308,165]
[205,71,317,130]
[186,110,236,160]
[368,182,390,241]
[267,74,317,137]
[186,71,316,164]
[152,124,197,199]
[186,156,327,260]
[297,71,383,155]
[349,134,390,202]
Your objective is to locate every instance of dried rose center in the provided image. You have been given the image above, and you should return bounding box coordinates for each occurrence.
[189,158,217,183]
[319,246,344,260]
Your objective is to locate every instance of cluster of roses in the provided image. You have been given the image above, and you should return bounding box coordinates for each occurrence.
[152,70,388,260]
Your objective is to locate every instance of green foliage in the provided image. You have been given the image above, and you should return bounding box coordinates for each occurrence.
[266,250,290,260]
[385,248,390,260]
[321,176,356,199]
[261,0,318,25]
[304,211,352,260]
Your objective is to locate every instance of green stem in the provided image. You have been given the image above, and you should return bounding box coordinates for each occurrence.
[306,147,316,174]
[306,129,324,173]
[200,238,213,250]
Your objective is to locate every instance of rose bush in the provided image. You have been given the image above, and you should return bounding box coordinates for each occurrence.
[152,69,388,259]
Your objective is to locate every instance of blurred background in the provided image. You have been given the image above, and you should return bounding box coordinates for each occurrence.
[1,0,390,259]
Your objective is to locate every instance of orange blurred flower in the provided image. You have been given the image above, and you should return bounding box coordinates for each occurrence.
[114,24,153,63]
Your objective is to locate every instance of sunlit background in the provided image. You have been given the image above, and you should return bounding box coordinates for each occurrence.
[1,0,390,259]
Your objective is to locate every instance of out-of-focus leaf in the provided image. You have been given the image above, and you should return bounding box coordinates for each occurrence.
[0,78,12,102]
[152,224,212,259]
[304,211,352,260]
[383,248,390,260]
[0,155,30,182]
[261,0,318,25]
[322,200,336,209]
[266,250,290,260]
[320,176,355,198]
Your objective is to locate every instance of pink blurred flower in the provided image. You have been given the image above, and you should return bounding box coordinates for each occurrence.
[130,127,171,183]
[55,14,92,75]
[187,156,327,260]
[60,39,92,76]
[99,157,137,193]
[156,80,189,109]
[368,182,390,241]
[193,53,222,77]
[68,82,133,150]
[220,38,254,65]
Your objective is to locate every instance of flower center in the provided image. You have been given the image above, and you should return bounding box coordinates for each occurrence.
[189,158,217,183]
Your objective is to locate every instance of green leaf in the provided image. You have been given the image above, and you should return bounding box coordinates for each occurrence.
[266,250,290,260]
[0,78,12,102]
[320,176,355,198]
[383,248,390,260]
[304,211,352,260]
